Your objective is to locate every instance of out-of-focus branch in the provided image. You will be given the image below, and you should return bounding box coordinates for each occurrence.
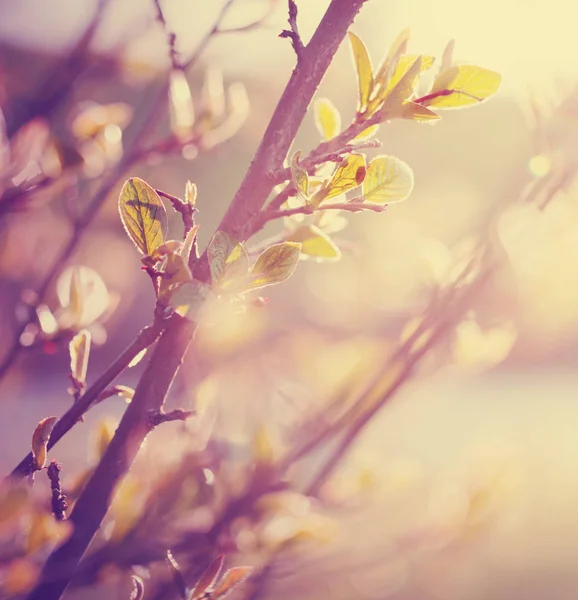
[25,316,195,600]
[3,0,111,137]
[7,320,165,481]
[0,0,245,385]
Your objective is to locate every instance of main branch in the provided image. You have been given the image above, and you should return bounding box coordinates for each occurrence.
[194,0,368,279]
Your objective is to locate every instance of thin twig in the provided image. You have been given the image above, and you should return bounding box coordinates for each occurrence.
[7,320,165,481]
[156,188,196,235]
[47,461,68,521]
[0,2,238,385]
[153,0,181,69]
[25,315,195,600]
[304,265,496,497]
[279,0,305,62]
[147,408,195,427]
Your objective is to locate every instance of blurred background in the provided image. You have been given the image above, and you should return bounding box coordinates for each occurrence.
[1,0,578,599]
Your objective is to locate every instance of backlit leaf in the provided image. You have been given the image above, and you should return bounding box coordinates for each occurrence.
[399,101,440,122]
[190,555,224,599]
[158,251,193,303]
[69,329,91,385]
[352,124,379,142]
[314,153,366,205]
[207,231,235,285]
[287,224,341,261]
[348,32,374,112]
[373,27,411,92]
[181,224,200,263]
[377,56,424,117]
[170,280,213,319]
[314,98,341,140]
[31,416,58,470]
[119,177,168,255]
[220,242,251,291]
[248,242,301,290]
[211,567,253,600]
[422,65,501,109]
[440,38,455,73]
[362,155,414,204]
[291,153,310,202]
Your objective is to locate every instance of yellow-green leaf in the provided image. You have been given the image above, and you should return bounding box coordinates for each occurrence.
[440,39,455,73]
[399,101,440,122]
[348,32,374,112]
[119,177,168,255]
[374,27,411,90]
[170,280,213,319]
[291,157,310,202]
[69,329,91,385]
[314,153,366,205]
[314,98,341,140]
[352,124,379,142]
[158,252,193,303]
[207,231,235,285]
[388,55,435,96]
[422,65,501,109]
[181,224,200,263]
[287,225,341,261]
[362,155,414,204]
[248,242,301,290]
[220,242,250,291]
[31,416,58,470]
[376,56,424,117]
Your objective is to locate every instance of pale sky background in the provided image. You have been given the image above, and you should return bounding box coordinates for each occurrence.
[0,0,573,94]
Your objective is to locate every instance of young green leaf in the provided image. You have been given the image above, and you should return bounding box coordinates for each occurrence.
[376,55,436,119]
[211,567,253,600]
[220,242,251,291]
[31,416,58,470]
[373,27,411,92]
[287,224,341,261]
[362,155,414,204]
[248,242,301,290]
[314,98,341,140]
[352,124,379,142]
[181,224,200,263]
[119,177,168,255]
[290,154,310,203]
[314,153,366,205]
[170,280,213,319]
[207,231,236,285]
[158,252,193,303]
[399,101,440,122]
[190,555,224,599]
[69,330,91,386]
[421,65,501,109]
[348,32,374,113]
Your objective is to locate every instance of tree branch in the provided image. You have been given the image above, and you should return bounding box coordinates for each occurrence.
[24,3,369,597]
[195,0,368,280]
[7,320,165,481]
[25,316,195,600]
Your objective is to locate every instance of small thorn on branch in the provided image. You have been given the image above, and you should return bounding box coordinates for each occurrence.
[279,0,305,63]
[47,460,68,521]
[148,408,195,429]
